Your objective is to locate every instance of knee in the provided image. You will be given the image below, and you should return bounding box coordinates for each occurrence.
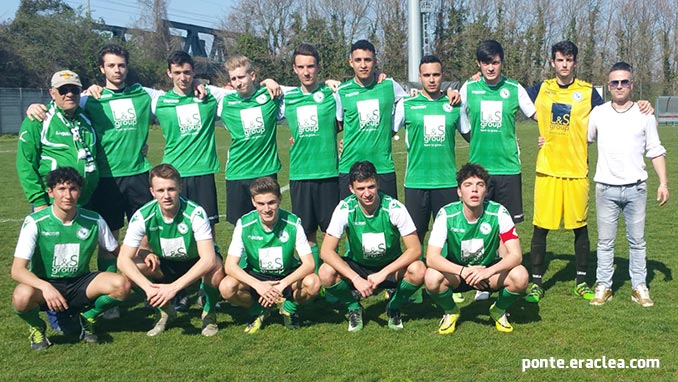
[424,268,445,292]
[218,276,239,299]
[318,264,339,286]
[12,284,37,311]
[508,266,529,292]
[303,274,321,296]
[111,275,132,299]
[405,260,426,285]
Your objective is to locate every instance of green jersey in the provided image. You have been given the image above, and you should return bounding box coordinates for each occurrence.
[326,192,417,268]
[14,207,117,279]
[282,84,339,180]
[219,86,282,180]
[16,102,99,207]
[401,93,463,188]
[153,89,220,177]
[123,197,212,262]
[81,84,152,177]
[336,78,406,174]
[228,208,311,276]
[428,200,518,266]
[459,77,536,175]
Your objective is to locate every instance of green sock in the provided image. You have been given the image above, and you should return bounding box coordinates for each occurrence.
[202,283,220,314]
[98,256,117,273]
[325,279,360,311]
[310,244,321,274]
[426,288,458,313]
[14,307,45,328]
[282,299,298,314]
[83,294,122,320]
[247,302,265,317]
[496,287,521,310]
[387,279,420,310]
[214,242,222,255]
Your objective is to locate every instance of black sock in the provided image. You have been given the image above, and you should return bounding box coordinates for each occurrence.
[530,226,549,286]
[574,226,590,285]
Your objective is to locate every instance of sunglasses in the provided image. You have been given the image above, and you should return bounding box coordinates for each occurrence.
[57,85,81,95]
[608,79,632,88]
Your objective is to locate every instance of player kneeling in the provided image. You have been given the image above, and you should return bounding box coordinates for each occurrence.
[425,163,527,333]
[219,177,320,334]
[11,167,130,350]
[117,164,225,337]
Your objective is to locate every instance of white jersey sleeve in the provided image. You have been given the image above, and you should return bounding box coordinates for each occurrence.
[227,219,245,257]
[387,199,417,236]
[325,201,349,238]
[392,80,407,132]
[97,216,119,252]
[122,210,147,248]
[517,84,537,118]
[295,219,312,256]
[427,210,450,248]
[144,87,165,116]
[459,82,471,134]
[191,206,213,241]
[13,216,38,260]
[497,205,519,243]
[335,92,344,122]
[209,85,236,115]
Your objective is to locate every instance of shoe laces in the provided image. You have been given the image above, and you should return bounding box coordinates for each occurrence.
[635,284,650,298]
[30,326,45,342]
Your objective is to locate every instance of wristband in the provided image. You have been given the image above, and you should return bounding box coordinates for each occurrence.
[460,266,465,277]
[351,274,360,283]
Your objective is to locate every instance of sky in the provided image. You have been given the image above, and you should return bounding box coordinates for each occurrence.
[0,0,235,29]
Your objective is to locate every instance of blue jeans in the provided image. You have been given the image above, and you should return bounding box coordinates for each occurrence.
[595,182,647,289]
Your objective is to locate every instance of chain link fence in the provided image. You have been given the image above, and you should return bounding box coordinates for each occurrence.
[0,88,51,134]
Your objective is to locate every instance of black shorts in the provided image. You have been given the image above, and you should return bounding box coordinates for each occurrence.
[180,174,219,224]
[244,268,294,301]
[342,257,399,289]
[43,272,100,310]
[451,278,495,293]
[226,174,278,225]
[87,173,152,231]
[158,258,199,283]
[487,174,523,223]
[290,177,339,238]
[338,172,398,200]
[405,187,458,242]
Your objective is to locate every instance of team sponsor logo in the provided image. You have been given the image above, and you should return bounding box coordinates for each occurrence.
[362,232,386,258]
[460,238,485,263]
[109,98,138,129]
[572,91,583,102]
[41,231,60,237]
[500,88,510,99]
[479,222,492,235]
[177,222,188,234]
[296,105,319,136]
[479,100,503,130]
[357,99,380,130]
[228,100,242,106]
[344,91,360,98]
[176,103,202,134]
[240,107,266,139]
[56,131,71,136]
[162,99,180,104]
[423,115,446,144]
[259,246,284,272]
[451,227,466,233]
[313,91,325,103]
[471,90,486,95]
[410,105,426,110]
[443,104,453,112]
[160,237,188,258]
[51,243,80,275]
[549,103,572,135]
[256,93,269,104]
[278,230,290,243]
[76,227,90,240]
[248,235,264,240]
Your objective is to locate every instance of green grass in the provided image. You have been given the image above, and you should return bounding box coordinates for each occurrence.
[1,122,676,381]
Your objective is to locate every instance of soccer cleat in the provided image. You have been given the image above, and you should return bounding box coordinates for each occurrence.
[147,306,177,337]
[347,307,364,333]
[474,290,490,301]
[173,289,189,312]
[438,307,461,334]
[29,325,51,351]
[79,314,98,344]
[452,292,465,303]
[489,303,513,333]
[386,308,403,330]
[574,282,595,300]
[279,304,301,330]
[590,285,613,306]
[244,310,270,334]
[632,284,654,307]
[524,283,544,303]
[102,306,121,320]
[201,311,219,337]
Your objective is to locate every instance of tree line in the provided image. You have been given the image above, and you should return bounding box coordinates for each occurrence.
[2,0,678,100]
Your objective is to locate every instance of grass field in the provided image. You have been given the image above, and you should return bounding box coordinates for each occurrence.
[0,121,676,381]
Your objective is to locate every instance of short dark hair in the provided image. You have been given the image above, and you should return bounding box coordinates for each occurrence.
[350,40,376,56]
[293,43,321,66]
[167,51,194,70]
[249,177,281,198]
[551,40,578,61]
[149,163,181,185]
[609,61,633,75]
[349,161,378,185]
[476,40,504,63]
[98,44,129,66]
[419,55,442,70]
[46,167,84,189]
[456,163,490,186]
